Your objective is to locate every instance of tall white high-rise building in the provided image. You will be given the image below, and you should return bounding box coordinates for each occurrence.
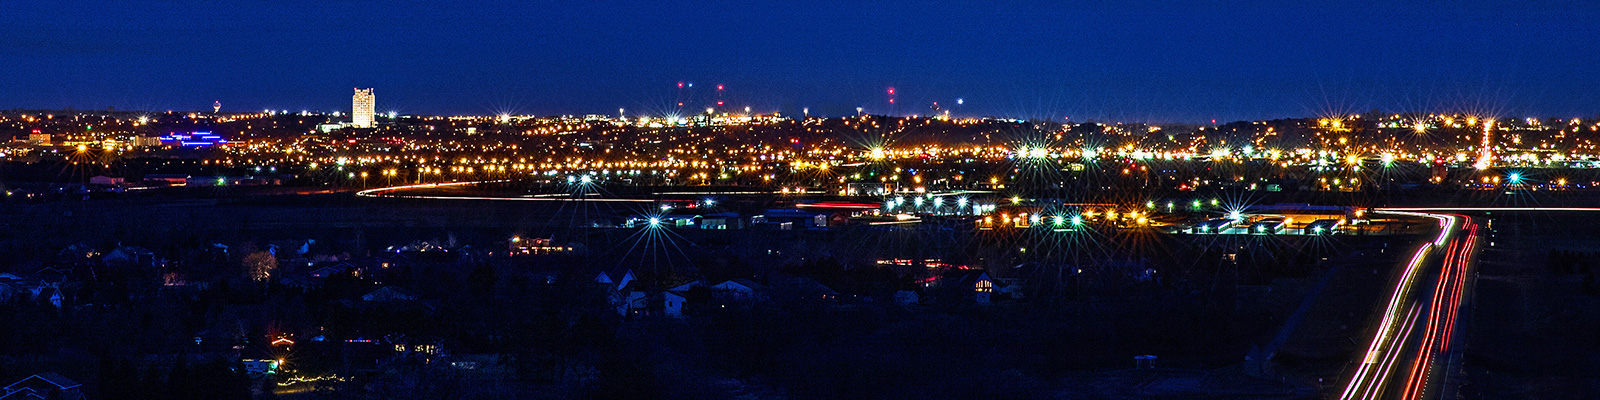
[352,88,375,128]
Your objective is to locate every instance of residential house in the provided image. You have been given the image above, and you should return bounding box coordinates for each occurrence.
[596,268,637,315]
[309,263,349,278]
[893,290,920,306]
[2,373,84,400]
[362,286,418,302]
[935,270,996,304]
[621,290,685,318]
[101,246,155,269]
[710,279,762,302]
[595,269,635,292]
[34,287,63,308]
[659,291,685,317]
[667,280,702,293]
[0,274,62,308]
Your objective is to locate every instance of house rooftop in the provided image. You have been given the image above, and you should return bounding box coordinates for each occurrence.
[5,372,81,390]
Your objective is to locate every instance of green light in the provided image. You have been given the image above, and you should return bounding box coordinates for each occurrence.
[1071,215,1083,226]
[1053,215,1064,226]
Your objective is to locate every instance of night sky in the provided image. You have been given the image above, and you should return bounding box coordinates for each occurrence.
[5,1,1597,122]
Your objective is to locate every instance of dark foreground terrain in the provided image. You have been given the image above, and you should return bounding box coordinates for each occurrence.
[1463,211,1600,399]
[0,189,1427,399]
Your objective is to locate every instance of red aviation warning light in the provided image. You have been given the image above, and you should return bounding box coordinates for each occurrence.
[675,82,686,107]
[887,87,896,104]
[716,84,725,106]
[672,81,684,108]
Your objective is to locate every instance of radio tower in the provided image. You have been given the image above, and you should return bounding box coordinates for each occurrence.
[887,87,897,116]
[715,84,725,108]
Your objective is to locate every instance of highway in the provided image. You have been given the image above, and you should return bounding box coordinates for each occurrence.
[355,181,777,204]
[1340,210,1478,400]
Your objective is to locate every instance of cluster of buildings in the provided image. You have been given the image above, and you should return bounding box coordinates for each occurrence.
[7,95,1600,201]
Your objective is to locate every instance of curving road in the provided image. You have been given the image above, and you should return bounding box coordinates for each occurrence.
[1339,207,1600,399]
[1341,210,1478,400]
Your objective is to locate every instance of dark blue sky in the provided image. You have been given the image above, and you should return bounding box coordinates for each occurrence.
[4,1,1597,122]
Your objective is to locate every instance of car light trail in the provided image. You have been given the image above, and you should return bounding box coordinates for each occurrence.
[1380,207,1600,212]
[1364,305,1423,400]
[1341,241,1434,400]
[1397,222,1478,400]
[1400,238,1461,400]
[359,182,798,203]
[357,180,656,203]
[1341,210,1457,400]
[355,180,491,197]
[1356,206,1600,400]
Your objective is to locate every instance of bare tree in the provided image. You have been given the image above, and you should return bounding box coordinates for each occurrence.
[243,251,277,281]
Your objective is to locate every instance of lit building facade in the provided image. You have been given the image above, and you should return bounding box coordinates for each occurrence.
[352,88,375,128]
